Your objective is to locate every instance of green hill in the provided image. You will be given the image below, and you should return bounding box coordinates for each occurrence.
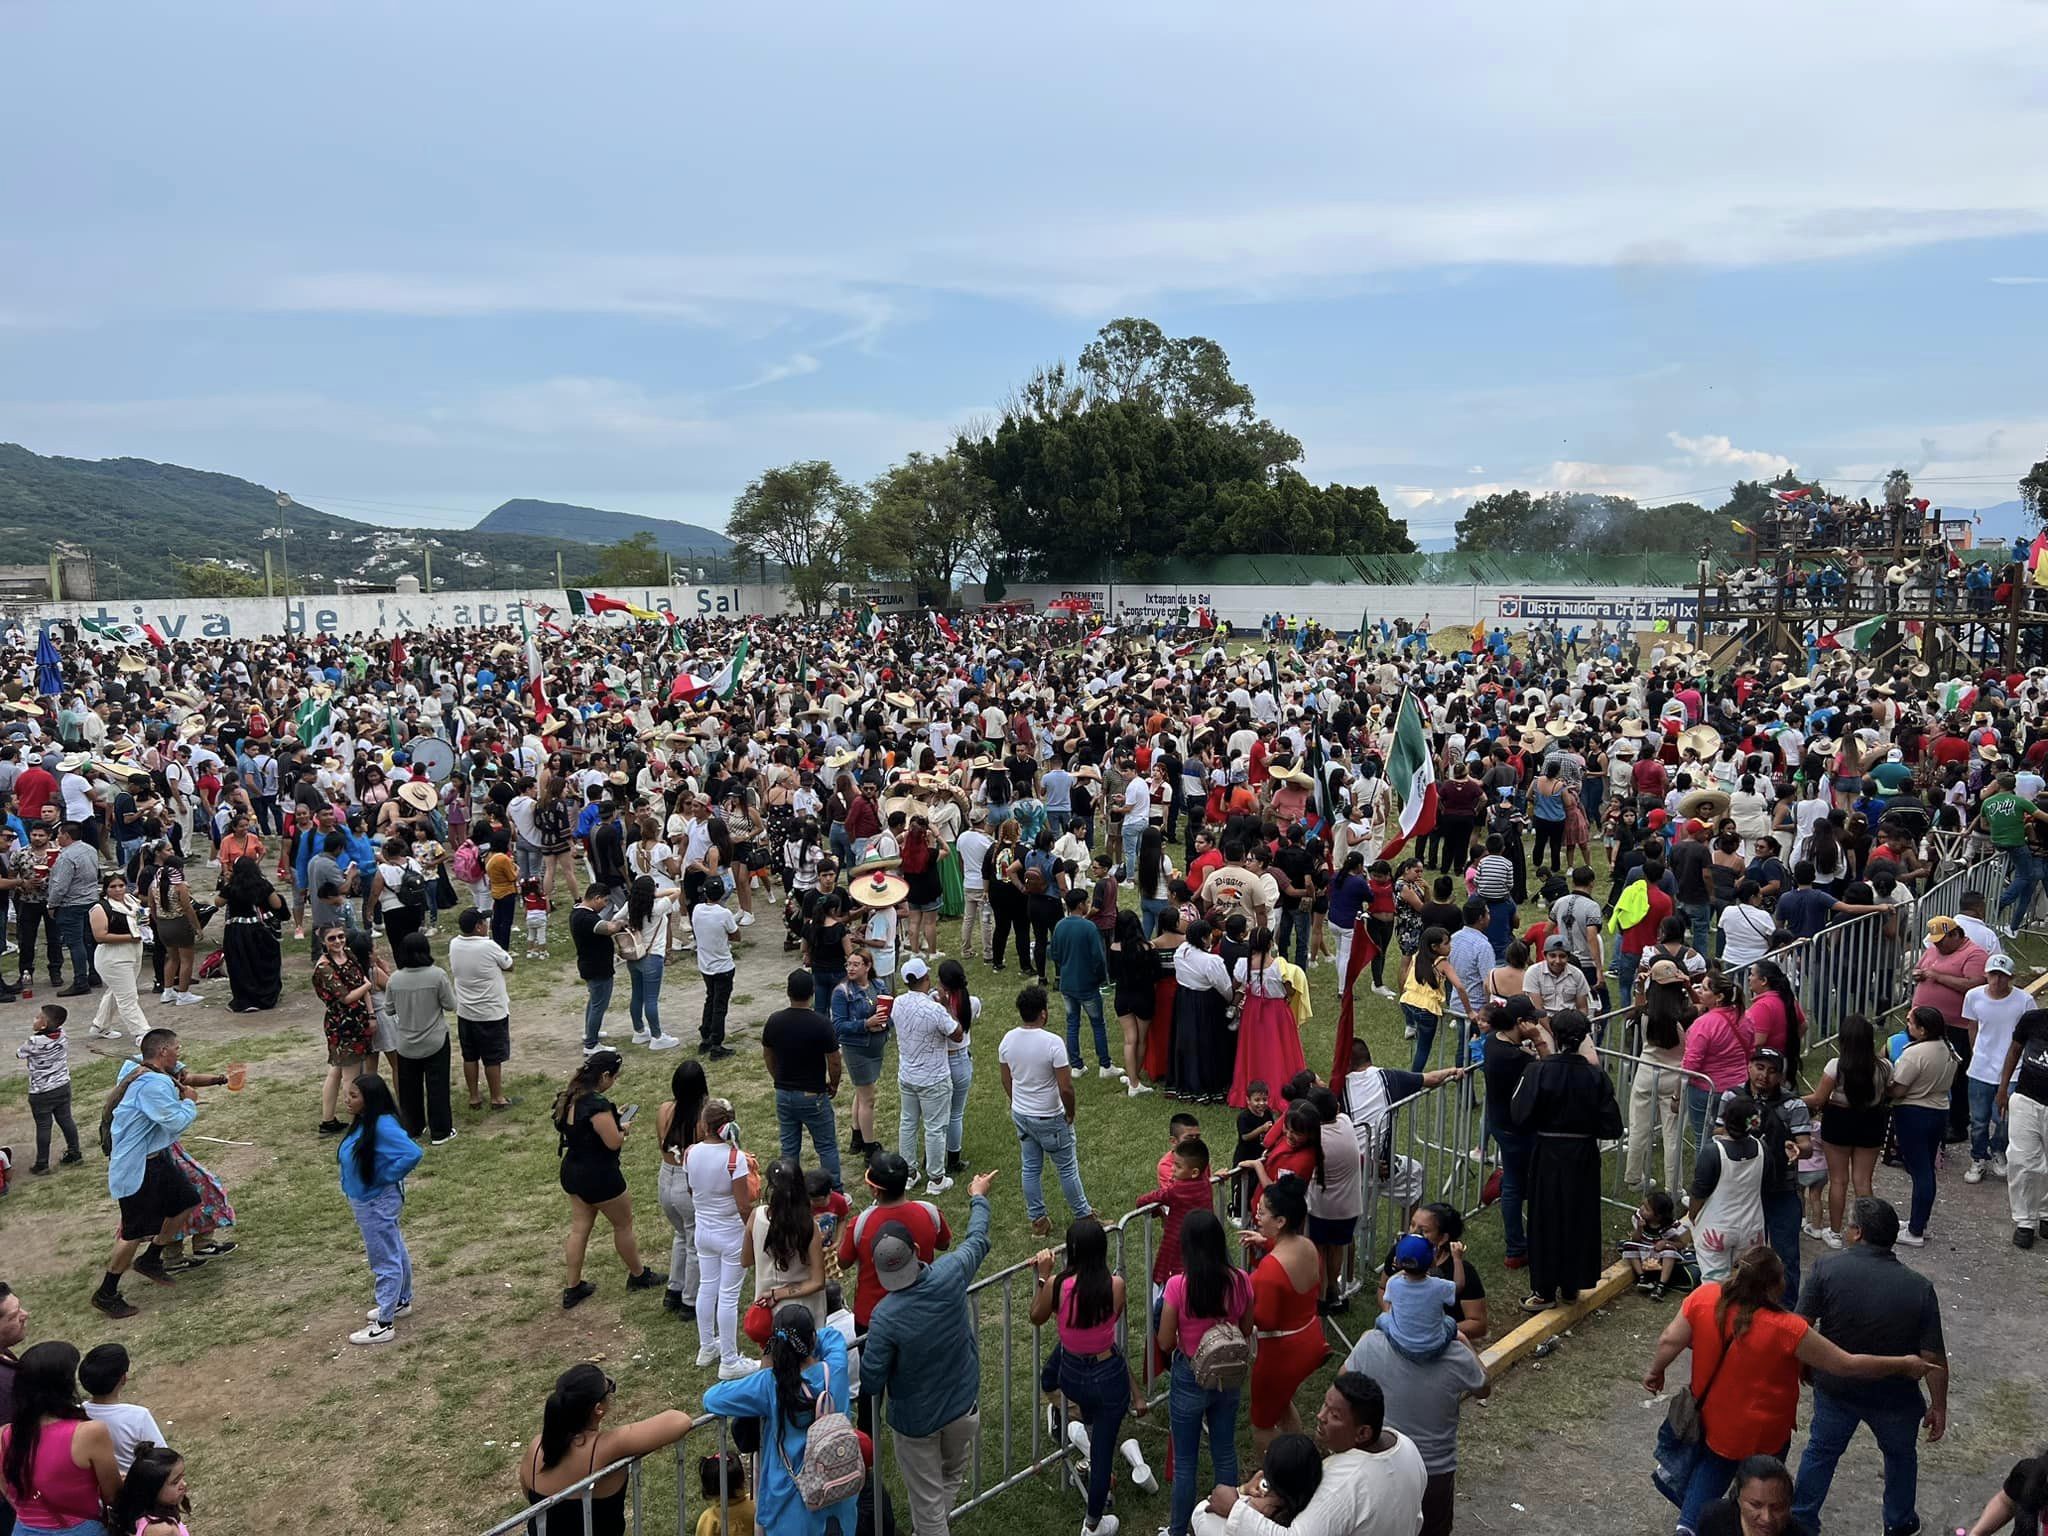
[0,443,616,599]
[476,497,732,559]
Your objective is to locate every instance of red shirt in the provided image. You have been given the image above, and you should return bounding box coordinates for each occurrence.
[1621,883,1674,955]
[1248,740,1269,786]
[1134,1176,1214,1283]
[1631,759,1669,799]
[13,766,56,822]
[1929,734,1970,767]
[837,1197,952,1328]
[1188,849,1224,890]
[1682,1284,1811,1460]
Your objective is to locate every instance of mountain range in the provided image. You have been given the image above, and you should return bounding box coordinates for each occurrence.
[0,443,732,599]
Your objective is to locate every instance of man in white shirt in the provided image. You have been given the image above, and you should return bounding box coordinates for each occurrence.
[1963,953,2029,1182]
[997,982,1089,1237]
[1120,766,1151,877]
[507,780,542,882]
[956,811,994,963]
[691,883,741,1059]
[448,909,518,1109]
[1198,1372,1427,1536]
[892,957,966,1195]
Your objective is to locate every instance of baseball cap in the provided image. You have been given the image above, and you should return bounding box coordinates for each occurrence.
[1543,934,1569,953]
[1647,809,1671,828]
[1750,1046,1787,1065]
[1683,818,1708,835]
[1924,915,1960,940]
[901,955,930,982]
[873,1221,923,1292]
[1987,952,2016,975]
[1392,1235,1435,1271]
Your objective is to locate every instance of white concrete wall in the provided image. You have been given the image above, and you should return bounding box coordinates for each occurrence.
[985,581,1698,630]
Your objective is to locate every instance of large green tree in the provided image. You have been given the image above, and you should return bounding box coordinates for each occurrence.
[1454,491,1721,555]
[2022,452,2048,529]
[843,450,995,607]
[592,531,670,586]
[729,460,859,615]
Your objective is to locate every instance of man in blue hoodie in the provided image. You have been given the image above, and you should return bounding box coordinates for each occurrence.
[94,1028,200,1319]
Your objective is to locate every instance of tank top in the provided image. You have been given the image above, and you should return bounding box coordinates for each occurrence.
[1696,1136,1766,1244]
[0,1418,105,1529]
[1055,1275,1121,1355]
[523,1436,627,1536]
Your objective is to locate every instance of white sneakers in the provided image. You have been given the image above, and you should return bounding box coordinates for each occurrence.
[349,1320,397,1346]
[737,912,756,927]
[1819,1228,1844,1250]
[1991,1155,2010,1179]
[1966,1160,1989,1184]
[1802,1220,1826,1238]
[648,1035,682,1052]
[1098,1066,1123,1081]
[926,1176,955,1195]
[1373,985,1397,999]
[88,1024,123,1040]
[1126,1080,1154,1098]
[1082,1521,1119,1536]
[696,1344,721,1367]
[175,991,203,1006]
[717,1357,760,1380]
[1897,1230,1927,1247]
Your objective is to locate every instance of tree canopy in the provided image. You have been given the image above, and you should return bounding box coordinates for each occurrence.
[2022,452,2048,530]
[728,460,860,615]
[592,531,670,586]
[843,451,995,607]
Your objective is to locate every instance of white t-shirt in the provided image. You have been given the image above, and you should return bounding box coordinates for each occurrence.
[82,1400,166,1472]
[1962,984,2032,1086]
[684,1138,748,1238]
[1123,777,1151,823]
[998,1025,1070,1118]
[692,902,739,976]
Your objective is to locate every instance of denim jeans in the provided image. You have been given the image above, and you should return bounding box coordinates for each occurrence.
[1404,1003,1441,1072]
[1491,1123,1533,1258]
[1064,989,1111,1069]
[349,1184,413,1325]
[1047,810,1070,837]
[1654,1415,1750,1536]
[1485,898,1516,959]
[1792,1385,1925,1535]
[1276,906,1310,966]
[1140,895,1171,940]
[1999,844,2039,925]
[1014,1110,1091,1221]
[946,1051,973,1156]
[899,1077,952,1180]
[54,902,95,986]
[1679,900,1714,961]
[1762,1188,1803,1307]
[1615,947,1642,1010]
[1058,1348,1132,1523]
[1121,816,1144,876]
[582,974,614,1050]
[1893,1103,1945,1236]
[776,1087,843,1189]
[1168,1353,1240,1536]
[627,954,667,1038]
[1968,1076,2009,1162]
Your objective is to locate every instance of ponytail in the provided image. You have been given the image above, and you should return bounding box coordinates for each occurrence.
[539,1364,612,1469]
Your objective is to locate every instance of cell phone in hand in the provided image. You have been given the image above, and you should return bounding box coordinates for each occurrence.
[618,1104,640,1128]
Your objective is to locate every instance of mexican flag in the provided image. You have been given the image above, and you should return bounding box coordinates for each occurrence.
[521,606,550,721]
[933,612,960,645]
[1376,691,1438,861]
[80,616,163,648]
[294,696,331,741]
[707,637,750,701]
[565,589,631,618]
[669,670,713,702]
[1938,680,1979,715]
[1819,617,1884,652]
[1770,487,1813,503]
[863,607,884,642]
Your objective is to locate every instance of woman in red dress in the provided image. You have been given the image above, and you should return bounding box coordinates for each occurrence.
[1242,1176,1326,1457]
[1231,927,1306,1107]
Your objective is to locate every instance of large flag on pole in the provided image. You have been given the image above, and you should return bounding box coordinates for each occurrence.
[1376,691,1438,861]
[862,606,885,643]
[521,605,550,721]
[1328,914,1380,1091]
[707,637,750,701]
[1817,616,1884,652]
[294,695,331,742]
[565,589,632,618]
[933,612,960,645]
[80,616,163,648]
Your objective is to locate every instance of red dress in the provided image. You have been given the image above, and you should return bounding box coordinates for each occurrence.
[1248,1249,1326,1429]
[1144,974,1177,1082]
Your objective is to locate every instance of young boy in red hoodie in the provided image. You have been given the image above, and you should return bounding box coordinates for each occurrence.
[1132,1134,1213,1303]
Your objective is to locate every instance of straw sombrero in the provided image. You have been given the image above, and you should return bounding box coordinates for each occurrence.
[849,868,909,908]
[396,780,440,812]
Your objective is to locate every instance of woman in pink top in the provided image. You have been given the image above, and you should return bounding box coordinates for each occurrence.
[0,1342,123,1535]
[1739,960,1805,1063]
[1155,1209,1255,1536]
[1681,972,1751,1144]
[1029,1218,1149,1536]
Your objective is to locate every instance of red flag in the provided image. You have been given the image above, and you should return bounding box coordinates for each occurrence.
[934,612,960,645]
[140,622,168,649]
[1328,918,1379,1095]
[388,636,408,670]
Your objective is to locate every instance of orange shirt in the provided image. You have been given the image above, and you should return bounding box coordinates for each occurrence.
[486,851,520,900]
[218,832,265,870]
[1683,1283,1811,1460]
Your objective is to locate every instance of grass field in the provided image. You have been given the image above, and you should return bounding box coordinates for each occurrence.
[1,843,2016,1536]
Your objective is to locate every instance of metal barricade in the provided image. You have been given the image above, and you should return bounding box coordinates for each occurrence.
[479,1453,650,1536]
[1593,1042,1715,1215]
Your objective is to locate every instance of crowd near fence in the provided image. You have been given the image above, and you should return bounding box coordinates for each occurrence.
[484,850,2010,1536]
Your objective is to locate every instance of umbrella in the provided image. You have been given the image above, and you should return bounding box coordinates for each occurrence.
[34,628,61,698]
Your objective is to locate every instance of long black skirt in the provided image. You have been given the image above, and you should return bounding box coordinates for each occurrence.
[224,919,283,1012]
[1527,1134,1603,1302]
[1171,986,1234,1100]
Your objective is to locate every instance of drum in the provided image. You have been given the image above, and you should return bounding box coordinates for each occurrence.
[404,735,457,783]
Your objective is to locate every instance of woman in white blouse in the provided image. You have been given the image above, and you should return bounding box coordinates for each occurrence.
[1169,920,1237,1102]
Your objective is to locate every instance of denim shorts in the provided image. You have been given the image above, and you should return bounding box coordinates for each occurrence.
[841,1035,887,1086]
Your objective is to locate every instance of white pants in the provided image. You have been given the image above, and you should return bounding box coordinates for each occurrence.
[2009,1092,2048,1233]
[1335,925,1353,984]
[1625,1044,1686,1191]
[692,1216,747,1365]
[92,945,152,1036]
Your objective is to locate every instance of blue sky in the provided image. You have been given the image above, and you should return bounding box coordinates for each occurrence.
[3,0,2046,544]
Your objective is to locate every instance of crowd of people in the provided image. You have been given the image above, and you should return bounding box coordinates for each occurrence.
[4,599,2048,1536]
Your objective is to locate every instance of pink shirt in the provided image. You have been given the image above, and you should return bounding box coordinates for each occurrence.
[0,1420,103,1530]
[1910,938,1987,1030]
[1737,991,1797,1056]
[1056,1279,1122,1356]
[1163,1270,1253,1359]
[1682,1005,1751,1091]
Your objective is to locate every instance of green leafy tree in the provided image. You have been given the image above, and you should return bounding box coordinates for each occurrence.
[592,531,670,586]
[1077,318,1256,424]
[171,558,298,596]
[1883,468,1914,509]
[845,451,995,607]
[1455,491,1723,555]
[1721,470,1825,528]
[2022,453,2048,530]
[729,461,859,615]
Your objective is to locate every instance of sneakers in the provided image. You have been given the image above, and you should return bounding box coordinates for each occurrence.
[1119,1439,1157,1493]
[88,1024,123,1039]
[696,1344,722,1367]
[926,1176,955,1195]
[1373,984,1396,999]
[562,1280,597,1310]
[1082,1520,1119,1536]
[1126,1080,1154,1097]
[175,991,203,1006]
[368,1300,414,1320]
[626,1267,667,1292]
[1098,1065,1122,1080]
[717,1357,761,1380]
[431,1130,458,1146]
[632,1029,650,1045]
[1403,1023,1417,1040]
[1031,1216,1053,1238]
[161,988,180,1004]
[1819,1228,1844,1250]
[350,1321,397,1346]
[92,1290,139,1319]
[1802,1220,1827,1238]
[1896,1230,1927,1247]
[2017,1227,2038,1251]
[737,912,756,927]
[1965,1160,1989,1184]
[1991,1155,2010,1179]
[648,1035,682,1052]
[318,1119,346,1136]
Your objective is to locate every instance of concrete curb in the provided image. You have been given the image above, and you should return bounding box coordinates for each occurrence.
[1479,1259,1637,1379]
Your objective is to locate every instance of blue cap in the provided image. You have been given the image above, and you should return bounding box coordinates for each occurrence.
[1393,1235,1435,1270]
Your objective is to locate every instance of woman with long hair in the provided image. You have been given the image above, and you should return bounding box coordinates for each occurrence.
[805,890,853,1014]
[552,1049,664,1310]
[700,1304,856,1536]
[1888,1004,1959,1245]
[829,949,889,1156]
[312,924,382,1134]
[988,816,1028,973]
[384,929,457,1143]
[657,1057,710,1318]
[1642,1243,1935,1534]
[621,874,683,1050]
[1171,919,1238,1102]
[220,853,286,1012]
[936,958,979,1175]
[1155,1209,1253,1536]
[108,1443,190,1536]
[88,872,151,1043]
[1243,1177,1326,1457]
[746,1156,826,1325]
[0,1342,122,1535]
[685,1098,759,1378]
[1806,1012,1894,1246]
[1137,828,1174,939]
[1230,926,1307,1109]
[533,773,579,908]
[145,849,203,1005]
[1741,960,1806,1070]
[1111,907,1161,1096]
[900,814,945,958]
[1626,959,1696,1192]
[1029,1218,1148,1536]
[337,1072,424,1345]
[519,1364,693,1536]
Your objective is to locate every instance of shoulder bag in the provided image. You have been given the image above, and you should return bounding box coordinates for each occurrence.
[1664,1323,1733,1445]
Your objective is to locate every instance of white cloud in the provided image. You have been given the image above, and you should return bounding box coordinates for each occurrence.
[732,353,821,392]
[1990,275,2048,285]
[1667,432,1795,477]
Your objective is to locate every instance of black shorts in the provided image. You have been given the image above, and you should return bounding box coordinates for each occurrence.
[1307,1213,1358,1247]
[118,1150,200,1241]
[1820,1101,1891,1149]
[457,1016,511,1066]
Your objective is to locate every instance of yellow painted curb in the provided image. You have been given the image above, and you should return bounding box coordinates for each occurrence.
[1479,1259,1636,1379]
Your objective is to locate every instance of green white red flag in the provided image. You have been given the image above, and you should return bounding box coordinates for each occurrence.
[1377,691,1437,860]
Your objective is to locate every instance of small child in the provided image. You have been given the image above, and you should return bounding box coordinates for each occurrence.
[17,1004,83,1174]
[693,1452,753,1536]
[78,1343,167,1472]
[1798,1116,1829,1238]
[1158,1112,1202,1186]
[521,877,549,958]
[1232,1084,1276,1221]
[1133,1136,1213,1294]
[1621,1190,1693,1301]
[865,901,899,987]
[1376,1234,1459,1356]
[1243,1432,1323,1528]
[809,1167,852,1279]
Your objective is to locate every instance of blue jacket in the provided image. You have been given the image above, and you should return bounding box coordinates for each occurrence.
[106,1070,199,1200]
[1048,914,1107,996]
[337,1118,424,1201]
[702,1327,854,1536]
[862,1196,992,1436]
[831,980,890,1046]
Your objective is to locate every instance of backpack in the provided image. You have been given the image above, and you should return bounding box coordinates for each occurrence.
[396,865,429,912]
[450,841,482,884]
[1189,1273,1252,1389]
[726,1142,763,1207]
[780,1363,867,1510]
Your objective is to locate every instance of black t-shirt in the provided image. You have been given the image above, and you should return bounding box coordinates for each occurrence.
[763,1006,838,1093]
[590,818,626,883]
[2011,1010,2048,1105]
[1419,900,1462,935]
[1481,1035,1535,1133]
[569,904,616,980]
[1273,846,1313,911]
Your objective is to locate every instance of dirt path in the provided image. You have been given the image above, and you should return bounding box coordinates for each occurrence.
[1457,1157,2048,1535]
